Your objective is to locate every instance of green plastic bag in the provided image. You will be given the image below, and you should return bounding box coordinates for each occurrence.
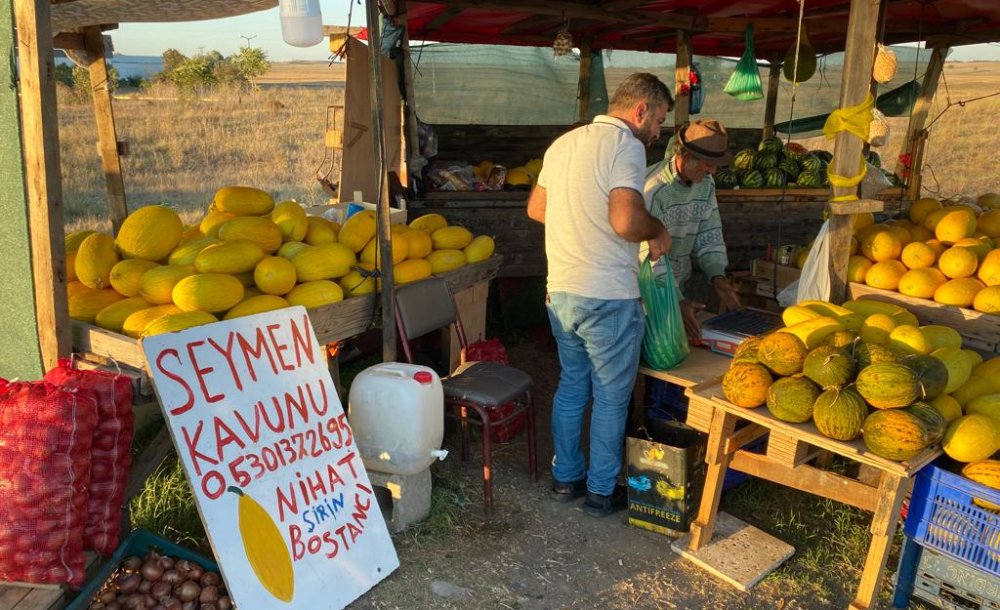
[639,255,690,371]
[723,24,764,101]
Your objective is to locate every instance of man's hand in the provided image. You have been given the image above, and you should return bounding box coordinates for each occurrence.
[712,276,742,312]
[680,299,705,340]
[647,227,672,261]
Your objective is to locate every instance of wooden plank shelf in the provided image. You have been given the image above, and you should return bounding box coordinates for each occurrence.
[849,282,1000,354]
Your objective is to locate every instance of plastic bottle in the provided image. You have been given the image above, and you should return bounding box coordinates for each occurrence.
[279,0,324,48]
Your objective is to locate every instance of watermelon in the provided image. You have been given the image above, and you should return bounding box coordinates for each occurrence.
[764,168,788,189]
[766,376,821,423]
[755,153,779,171]
[778,157,800,178]
[902,354,949,400]
[813,386,868,441]
[800,154,823,173]
[812,149,834,163]
[714,168,739,189]
[758,136,784,155]
[907,401,947,445]
[740,170,765,189]
[733,149,756,171]
[797,169,825,188]
[784,142,809,158]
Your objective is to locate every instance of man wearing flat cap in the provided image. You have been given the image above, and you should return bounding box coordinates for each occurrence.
[642,119,742,339]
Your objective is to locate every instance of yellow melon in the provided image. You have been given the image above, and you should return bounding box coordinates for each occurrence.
[852,212,875,234]
[929,394,963,424]
[142,311,218,337]
[115,205,184,261]
[271,200,309,242]
[954,375,998,407]
[253,256,297,295]
[924,239,948,258]
[286,280,344,308]
[68,288,125,324]
[978,209,1000,239]
[211,186,274,216]
[849,235,860,256]
[889,324,932,355]
[394,258,433,285]
[978,250,1000,286]
[65,229,96,253]
[339,210,377,253]
[277,241,310,260]
[900,242,937,269]
[179,224,203,244]
[121,304,183,338]
[962,349,984,370]
[909,197,942,225]
[139,264,197,305]
[94,297,151,333]
[865,260,907,290]
[943,414,1000,463]
[898,267,947,299]
[75,233,120,290]
[168,236,220,266]
[973,285,1000,313]
[427,249,468,274]
[194,240,264,274]
[431,226,474,251]
[410,213,448,234]
[223,295,290,320]
[795,247,810,269]
[66,281,90,299]
[199,210,237,237]
[934,277,985,307]
[954,237,991,261]
[403,229,432,260]
[848,255,873,283]
[859,313,897,345]
[109,259,160,297]
[966,394,1000,422]
[172,274,245,313]
[464,235,495,263]
[860,229,902,262]
[920,325,962,351]
[932,347,974,394]
[292,243,357,281]
[338,267,377,296]
[923,208,950,231]
[360,235,408,265]
[935,207,977,244]
[217,216,284,254]
[304,217,338,245]
[885,224,912,246]
[909,224,933,242]
[938,246,979,279]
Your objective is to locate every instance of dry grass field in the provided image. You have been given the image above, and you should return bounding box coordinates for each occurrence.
[58,59,998,233]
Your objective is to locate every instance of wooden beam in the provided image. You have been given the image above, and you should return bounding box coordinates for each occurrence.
[674,29,691,129]
[762,59,781,139]
[398,0,422,188]
[15,0,70,372]
[896,46,946,198]
[729,451,880,512]
[322,25,364,36]
[577,37,591,122]
[52,31,84,50]
[83,26,128,234]
[828,0,881,305]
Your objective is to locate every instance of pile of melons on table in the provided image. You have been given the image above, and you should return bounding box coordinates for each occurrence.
[66,187,494,337]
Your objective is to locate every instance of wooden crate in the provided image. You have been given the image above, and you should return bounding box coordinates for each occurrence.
[750,259,801,299]
[848,282,1000,354]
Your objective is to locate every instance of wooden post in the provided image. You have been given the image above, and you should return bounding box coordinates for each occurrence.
[8,0,70,376]
[762,59,782,139]
[850,473,909,610]
[577,37,592,122]
[674,30,692,129]
[366,0,396,363]
[396,0,423,189]
[83,26,128,234]
[828,0,882,305]
[897,46,948,200]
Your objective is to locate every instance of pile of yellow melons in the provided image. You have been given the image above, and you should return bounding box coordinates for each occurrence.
[66,186,495,337]
[846,193,1000,314]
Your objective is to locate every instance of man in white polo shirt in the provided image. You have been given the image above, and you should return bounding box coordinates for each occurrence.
[526,73,673,517]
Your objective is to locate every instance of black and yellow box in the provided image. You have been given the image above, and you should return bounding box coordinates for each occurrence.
[626,419,706,536]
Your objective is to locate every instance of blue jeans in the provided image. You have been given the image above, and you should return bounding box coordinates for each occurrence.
[546,292,644,495]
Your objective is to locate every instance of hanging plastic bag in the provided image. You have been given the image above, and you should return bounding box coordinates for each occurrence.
[639,255,690,371]
[724,24,764,101]
[689,63,705,114]
[795,220,832,302]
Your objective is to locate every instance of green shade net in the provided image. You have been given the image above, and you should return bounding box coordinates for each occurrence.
[723,24,764,101]
[774,80,921,134]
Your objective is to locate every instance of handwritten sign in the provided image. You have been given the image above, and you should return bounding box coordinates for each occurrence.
[142,306,398,610]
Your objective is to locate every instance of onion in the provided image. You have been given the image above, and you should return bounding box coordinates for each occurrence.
[186,565,204,581]
[181,602,197,610]
[117,572,142,594]
[161,569,182,585]
[99,589,119,603]
[176,581,202,603]
[160,557,175,570]
[139,580,152,594]
[199,572,220,587]
[151,581,172,599]
[145,594,158,608]
[142,560,165,582]
[161,598,182,610]
[105,602,123,610]
[122,556,143,572]
[123,592,146,609]
[174,560,194,577]
[199,604,218,610]
[198,585,218,603]
[216,596,232,610]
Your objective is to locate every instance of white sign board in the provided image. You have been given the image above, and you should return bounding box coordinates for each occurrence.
[142,307,398,610]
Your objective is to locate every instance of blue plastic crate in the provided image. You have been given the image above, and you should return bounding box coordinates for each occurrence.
[65,529,217,610]
[904,460,1000,578]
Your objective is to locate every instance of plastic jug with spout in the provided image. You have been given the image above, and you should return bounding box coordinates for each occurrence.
[348,362,446,475]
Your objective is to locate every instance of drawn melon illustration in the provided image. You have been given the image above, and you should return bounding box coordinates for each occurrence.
[229,486,295,602]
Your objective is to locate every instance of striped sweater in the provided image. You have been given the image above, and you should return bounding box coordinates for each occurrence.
[641,155,729,297]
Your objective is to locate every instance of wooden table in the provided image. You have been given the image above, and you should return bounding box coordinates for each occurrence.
[683,378,941,610]
[631,346,731,429]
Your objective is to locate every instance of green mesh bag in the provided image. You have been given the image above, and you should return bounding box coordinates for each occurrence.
[724,25,764,101]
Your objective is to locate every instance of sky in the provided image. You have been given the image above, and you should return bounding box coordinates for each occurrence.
[110,1,1000,63]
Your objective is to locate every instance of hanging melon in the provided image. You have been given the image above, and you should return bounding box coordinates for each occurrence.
[783,28,817,83]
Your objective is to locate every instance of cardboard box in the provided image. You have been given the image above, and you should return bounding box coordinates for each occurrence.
[626,419,706,536]
[305,197,407,225]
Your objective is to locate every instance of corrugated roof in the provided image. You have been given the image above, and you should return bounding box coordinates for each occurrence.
[50,0,276,33]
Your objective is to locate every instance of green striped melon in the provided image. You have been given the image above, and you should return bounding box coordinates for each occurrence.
[907,401,947,445]
[733,149,756,171]
[855,342,903,369]
[778,157,800,178]
[863,409,929,461]
[764,168,788,189]
[754,153,779,171]
[715,168,739,189]
[797,170,825,188]
[855,362,921,409]
[803,346,855,388]
[766,375,821,423]
[902,354,949,400]
[813,386,868,441]
[740,170,765,189]
[758,137,784,155]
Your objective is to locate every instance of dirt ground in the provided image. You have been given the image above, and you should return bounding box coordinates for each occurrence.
[345,334,901,610]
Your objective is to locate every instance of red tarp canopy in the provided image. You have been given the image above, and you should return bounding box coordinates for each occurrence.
[396,0,1000,57]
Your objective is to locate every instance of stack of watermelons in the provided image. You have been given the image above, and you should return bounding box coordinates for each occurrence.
[722,136,834,189]
[720,298,1000,465]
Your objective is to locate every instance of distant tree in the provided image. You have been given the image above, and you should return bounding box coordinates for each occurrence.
[71,64,120,97]
[212,59,245,88]
[233,46,270,90]
[169,54,217,96]
[54,63,75,87]
[161,48,187,76]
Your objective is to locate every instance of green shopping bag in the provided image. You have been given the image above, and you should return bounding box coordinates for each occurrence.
[639,255,690,370]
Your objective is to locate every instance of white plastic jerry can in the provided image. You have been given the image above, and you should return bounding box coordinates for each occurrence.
[348,362,447,475]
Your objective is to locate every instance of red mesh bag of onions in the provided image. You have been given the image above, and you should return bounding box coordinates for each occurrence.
[45,360,134,556]
[0,380,98,586]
